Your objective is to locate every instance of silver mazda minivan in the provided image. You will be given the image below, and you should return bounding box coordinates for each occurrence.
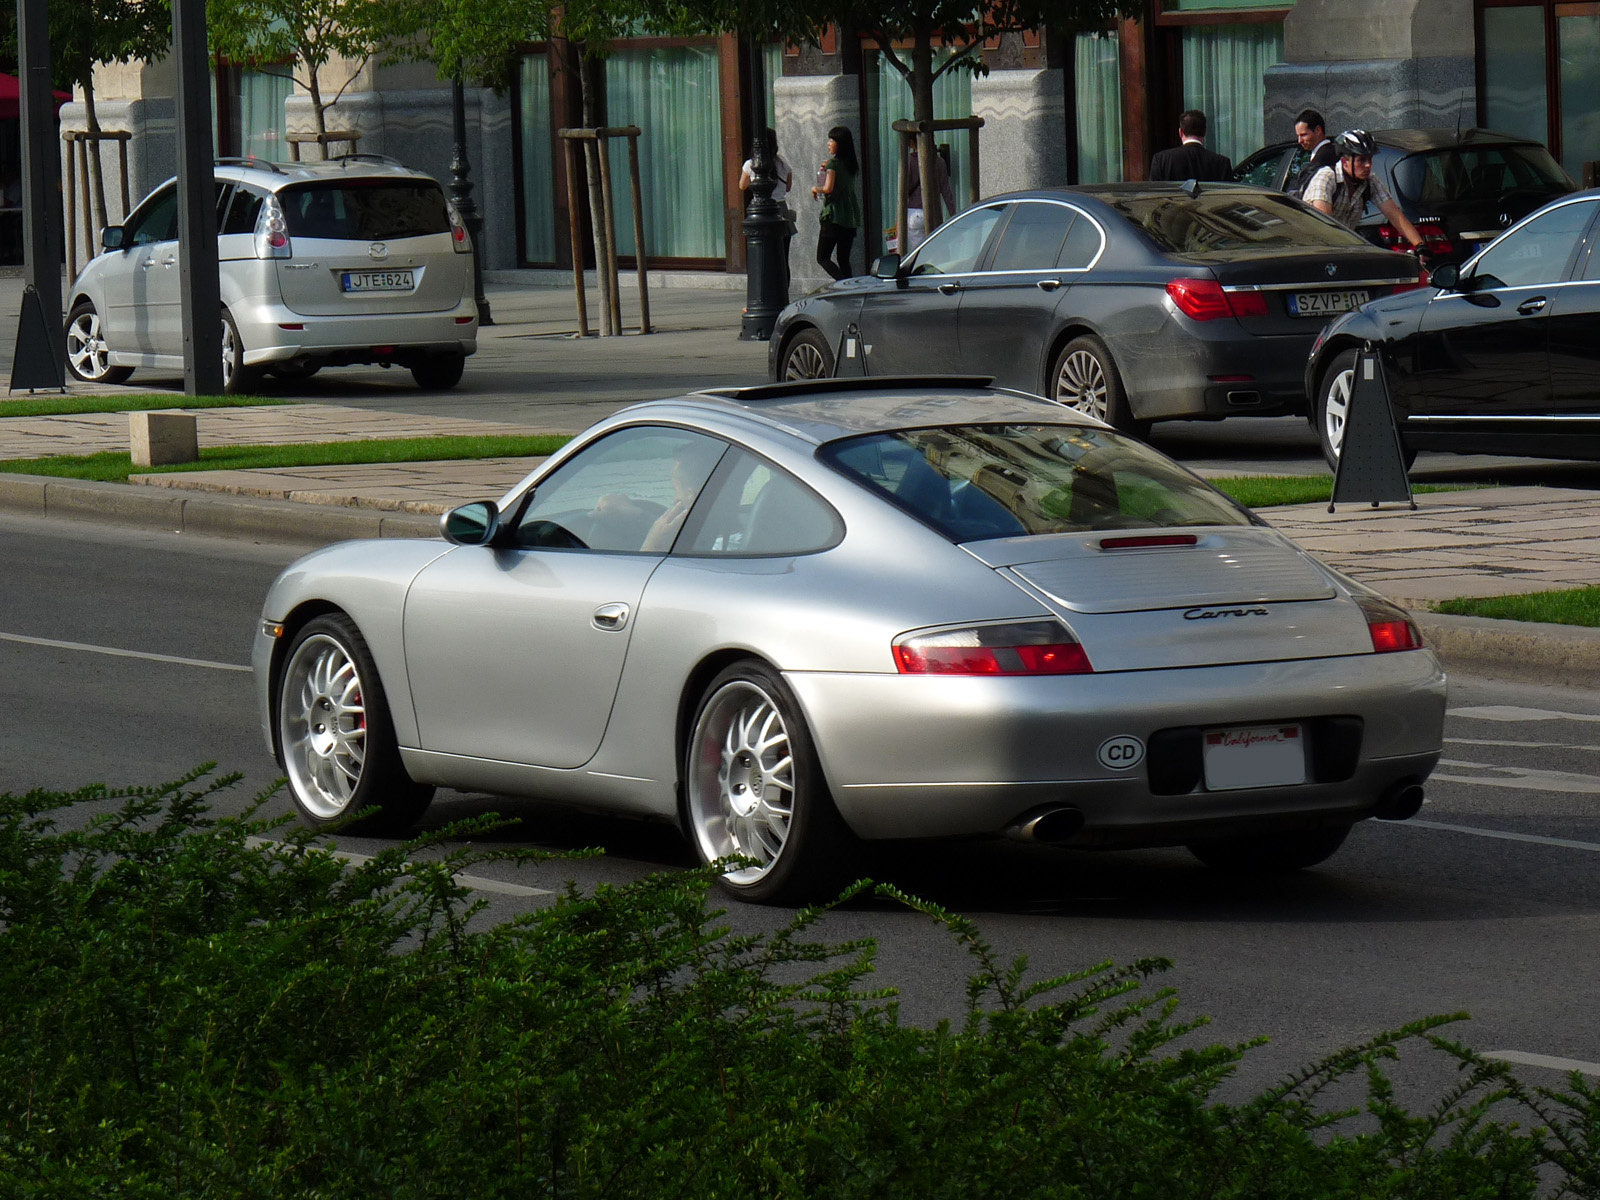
[65,155,479,393]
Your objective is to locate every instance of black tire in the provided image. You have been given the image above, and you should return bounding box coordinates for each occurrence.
[268,360,322,381]
[276,613,435,835]
[412,353,466,390]
[1049,335,1145,436]
[1315,347,1416,470]
[1187,825,1351,873]
[221,309,261,395]
[64,301,134,385]
[683,660,857,905]
[777,327,834,381]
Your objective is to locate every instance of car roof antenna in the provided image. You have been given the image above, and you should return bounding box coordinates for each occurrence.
[1181,178,1201,198]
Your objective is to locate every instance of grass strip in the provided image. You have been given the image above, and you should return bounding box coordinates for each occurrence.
[0,393,287,418]
[1436,586,1600,627]
[1211,474,1470,509]
[0,433,572,483]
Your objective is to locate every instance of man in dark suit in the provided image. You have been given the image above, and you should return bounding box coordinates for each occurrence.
[1149,110,1233,182]
[1287,109,1338,197]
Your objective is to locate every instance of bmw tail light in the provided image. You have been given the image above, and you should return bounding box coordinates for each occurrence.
[1353,593,1424,653]
[448,201,471,254]
[1166,278,1266,321]
[893,620,1093,676]
[254,195,291,260]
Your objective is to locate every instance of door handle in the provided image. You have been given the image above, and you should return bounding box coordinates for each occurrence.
[1035,279,1062,292]
[591,602,630,631]
[139,257,155,269]
[1517,297,1546,314]
[161,255,177,268]
[937,282,961,295]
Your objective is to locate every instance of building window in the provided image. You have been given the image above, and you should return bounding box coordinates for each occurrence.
[605,44,726,260]
[1478,0,1600,179]
[866,48,974,258]
[214,65,292,161]
[1074,31,1123,183]
[1179,22,1283,166]
[517,52,556,265]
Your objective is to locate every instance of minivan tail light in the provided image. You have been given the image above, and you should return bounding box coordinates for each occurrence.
[1353,593,1424,653]
[1166,278,1267,321]
[447,201,471,254]
[255,195,291,260]
[893,620,1093,676]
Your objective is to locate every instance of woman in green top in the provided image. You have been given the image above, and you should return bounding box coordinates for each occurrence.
[810,125,861,280]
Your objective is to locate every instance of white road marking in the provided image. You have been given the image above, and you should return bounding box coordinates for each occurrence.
[1448,737,1600,752]
[1450,705,1600,724]
[1482,1050,1600,1077]
[1403,819,1600,853]
[245,838,552,897]
[0,630,251,673]
[1432,759,1600,794]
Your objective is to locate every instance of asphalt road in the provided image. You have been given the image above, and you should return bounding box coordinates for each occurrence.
[2,509,1597,1101]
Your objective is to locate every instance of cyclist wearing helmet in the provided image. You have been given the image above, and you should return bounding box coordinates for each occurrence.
[1304,130,1429,258]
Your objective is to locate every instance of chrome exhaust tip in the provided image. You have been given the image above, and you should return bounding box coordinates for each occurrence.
[1374,781,1425,822]
[1007,806,1086,846]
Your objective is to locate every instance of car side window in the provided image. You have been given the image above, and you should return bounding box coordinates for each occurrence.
[988,202,1075,272]
[221,187,265,236]
[215,182,234,224]
[677,448,842,556]
[908,204,1007,275]
[126,185,178,246]
[508,426,726,554]
[1471,200,1597,289]
[1236,148,1289,188]
[1056,213,1102,269]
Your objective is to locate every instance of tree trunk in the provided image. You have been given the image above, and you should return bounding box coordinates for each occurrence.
[82,76,108,234]
[307,63,329,159]
[579,51,616,336]
[910,31,941,235]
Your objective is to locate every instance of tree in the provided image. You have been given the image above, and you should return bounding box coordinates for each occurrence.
[205,0,401,153]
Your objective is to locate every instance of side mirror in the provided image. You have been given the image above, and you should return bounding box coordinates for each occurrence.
[440,500,499,546]
[101,225,125,252]
[1428,263,1460,291]
[873,252,902,280]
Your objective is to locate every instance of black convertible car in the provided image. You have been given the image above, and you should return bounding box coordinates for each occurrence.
[769,183,1423,433]
[1307,188,1600,467]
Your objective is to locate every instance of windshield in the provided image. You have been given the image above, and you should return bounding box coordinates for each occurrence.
[1390,145,1572,206]
[1106,191,1366,253]
[279,180,450,240]
[821,424,1253,543]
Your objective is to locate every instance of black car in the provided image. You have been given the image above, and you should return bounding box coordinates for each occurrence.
[769,183,1424,432]
[1306,189,1600,467]
[1234,128,1575,266]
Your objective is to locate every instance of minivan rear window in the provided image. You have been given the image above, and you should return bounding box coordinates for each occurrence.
[1103,191,1367,253]
[279,181,450,240]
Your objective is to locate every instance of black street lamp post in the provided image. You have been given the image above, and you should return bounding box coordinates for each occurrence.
[739,43,787,342]
[450,74,493,327]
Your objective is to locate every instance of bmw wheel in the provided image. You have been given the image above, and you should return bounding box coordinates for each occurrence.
[777,328,834,380]
[1050,335,1143,435]
[276,613,434,834]
[685,660,854,904]
[65,301,133,384]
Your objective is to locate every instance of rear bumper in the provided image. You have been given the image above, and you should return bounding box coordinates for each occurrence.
[232,296,479,366]
[1120,322,1321,421]
[786,650,1446,842]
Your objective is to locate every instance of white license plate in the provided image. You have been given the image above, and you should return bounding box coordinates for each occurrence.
[1202,724,1306,791]
[341,270,415,292]
[1287,289,1369,317]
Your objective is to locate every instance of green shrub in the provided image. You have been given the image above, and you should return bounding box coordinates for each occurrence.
[0,770,1593,1198]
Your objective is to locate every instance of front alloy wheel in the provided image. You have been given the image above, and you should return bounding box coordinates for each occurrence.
[280,632,370,821]
[65,303,132,384]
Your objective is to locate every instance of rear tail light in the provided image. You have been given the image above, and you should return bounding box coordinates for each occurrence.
[1353,593,1424,653]
[254,195,291,260]
[448,201,471,254]
[1378,220,1455,257]
[1165,277,1267,321]
[893,620,1093,676]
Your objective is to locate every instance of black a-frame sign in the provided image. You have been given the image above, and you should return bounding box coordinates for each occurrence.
[8,285,65,393]
[1328,344,1414,512]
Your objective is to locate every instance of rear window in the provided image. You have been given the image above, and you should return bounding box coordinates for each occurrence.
[1390,145,1572,206]
[1105,190,1367,253]
[822,425,1253,543]
[279,180,450,240]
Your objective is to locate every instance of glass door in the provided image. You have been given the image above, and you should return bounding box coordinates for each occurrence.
[1558,3,1600,178]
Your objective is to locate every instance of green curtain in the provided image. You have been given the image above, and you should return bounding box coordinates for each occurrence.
[1074,31,1123,183]
[1180,23,1283,168]
[868,49,973,253]
[518,53,556,264]
[605,45,725,259]
[240,70,292,162]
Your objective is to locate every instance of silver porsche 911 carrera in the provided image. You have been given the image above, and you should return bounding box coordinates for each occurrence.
[252,378,1445,904]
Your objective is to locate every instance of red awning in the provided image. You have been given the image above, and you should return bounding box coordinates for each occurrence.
[0,72,75,121]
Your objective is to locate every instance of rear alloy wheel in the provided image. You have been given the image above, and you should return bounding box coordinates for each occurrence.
[276,613,434,835]
[412,353,466,390]
[65,301,133,384]
[685,661,855,905]
[1315,347,1416,470]
[1187,825,1351,873]
[778,328,834,380]
[221,309,261,395]
[1050,335,1144,435]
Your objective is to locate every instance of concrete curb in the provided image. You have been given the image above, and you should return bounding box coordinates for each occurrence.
[1414,611,1600,689]
[0,473,439,543]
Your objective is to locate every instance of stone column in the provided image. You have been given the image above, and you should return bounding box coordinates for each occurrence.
[972,68,1068,198]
